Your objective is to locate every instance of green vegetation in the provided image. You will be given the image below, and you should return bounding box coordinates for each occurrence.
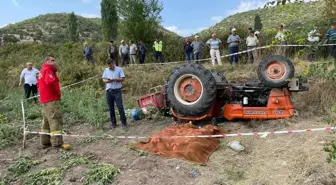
[23,168,63,185]
[118,0,163,44]
[254,14,263,31]
[68,12,79,42]
[83,164,120,185]
[8,157,42,177]
[101,0,118,41]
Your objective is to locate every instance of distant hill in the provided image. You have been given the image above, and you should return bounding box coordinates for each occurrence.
[0,13,181,44]
[198,1,329,39]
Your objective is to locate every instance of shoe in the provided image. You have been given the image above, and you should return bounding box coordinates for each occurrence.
[111,124,117,129]
[122,124,127,129]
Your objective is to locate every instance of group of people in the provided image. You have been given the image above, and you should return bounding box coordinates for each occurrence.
[20,56,128,150]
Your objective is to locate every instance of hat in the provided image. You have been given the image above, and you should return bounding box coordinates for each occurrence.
[232,28,237,32]
[195,35,200,38]
[254,31,260,35]
[212,33,216,37]
[121,40,124,43]
[26,62,33,65]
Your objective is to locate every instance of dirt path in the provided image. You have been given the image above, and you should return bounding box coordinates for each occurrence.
[1,116,335,185]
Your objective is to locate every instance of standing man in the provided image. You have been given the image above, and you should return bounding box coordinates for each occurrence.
[246,30,260,63]
[38,55,65,149]
[275,25,287,45]
[107,40,119,66]
[102,59,127,129]
[129,40,137,65]
[138,40,146,64]
[83,43,94,64]
[206,33,222,66]
[307,26,322,62]
[19,62,39,102]
[184,37,193,62]
[153,37,164,63]
[119,40,129,66]
[191,35,205,63]
[227,28,240,64]
[326,23,336,59]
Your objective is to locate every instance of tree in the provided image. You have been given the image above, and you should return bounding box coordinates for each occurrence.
[324,0,336,21]
[3,34,19,43]
[101,0,118,41]
[68,12,79,42]
[34,29,43,41]
[118,0,163,44]
[254,14,263,31]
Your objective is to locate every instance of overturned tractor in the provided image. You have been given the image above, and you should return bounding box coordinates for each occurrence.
[137,56,309,124]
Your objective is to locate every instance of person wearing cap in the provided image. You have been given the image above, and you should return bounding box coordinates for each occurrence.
[325,23,336,59]
[129,40,137,64]
[307,26,322,62]
[20,62,40,102]
[206,33,223,66]
[119,40,130,66]
[184,37,194,62]
[83,43,94,64]
[38,55,68,149]
[107,40,118,66]
[138,40,146,64]
[227,28,241,64]
[191,35,205,63]
[246,30,260,63]
[153,37,164,63]
[102,59,127,129]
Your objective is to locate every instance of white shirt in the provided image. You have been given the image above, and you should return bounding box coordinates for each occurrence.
[275,29,287,42]
[20,68,40,85]
[129,44,137,55]
[308,29,320,42]
[246,36,259,46]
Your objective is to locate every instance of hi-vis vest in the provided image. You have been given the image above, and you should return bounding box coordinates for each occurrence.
[153,41,163,52]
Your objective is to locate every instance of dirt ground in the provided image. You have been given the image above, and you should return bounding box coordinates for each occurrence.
[1,116,336,185]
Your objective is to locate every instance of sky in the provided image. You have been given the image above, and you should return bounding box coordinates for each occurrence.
[0,0,310,36]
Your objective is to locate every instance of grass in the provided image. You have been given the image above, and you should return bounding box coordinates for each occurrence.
[23,168,63,185]
[8,157,42,177]
[82,164,120,185]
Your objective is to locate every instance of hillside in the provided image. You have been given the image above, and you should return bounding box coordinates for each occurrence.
[0,13,181,44]
[198,1,329,39]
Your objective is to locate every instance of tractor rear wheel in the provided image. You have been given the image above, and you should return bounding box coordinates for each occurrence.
[258,55,294,88]
[210,70,228,84]
[167,63,217,116]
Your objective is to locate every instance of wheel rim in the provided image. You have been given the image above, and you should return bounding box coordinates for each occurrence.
[173,74,204,105]
[264,61,287,80]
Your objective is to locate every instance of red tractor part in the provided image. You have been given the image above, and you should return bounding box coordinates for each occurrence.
[136,85,167,112]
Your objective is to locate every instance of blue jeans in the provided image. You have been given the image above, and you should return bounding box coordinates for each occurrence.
[229,46,239,64]
[106,88,127,126]
[194,52,202,63]
[185,52,193,62]
[154,51,164,63]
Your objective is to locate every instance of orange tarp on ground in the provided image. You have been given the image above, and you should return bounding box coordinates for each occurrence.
[136,123,227,165]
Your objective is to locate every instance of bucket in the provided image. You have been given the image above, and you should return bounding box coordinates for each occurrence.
[131,109,145,121]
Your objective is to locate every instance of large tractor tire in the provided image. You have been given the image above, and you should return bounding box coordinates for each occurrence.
[166,63,217,116]
[258,55,294,88]
[210,70,228,84]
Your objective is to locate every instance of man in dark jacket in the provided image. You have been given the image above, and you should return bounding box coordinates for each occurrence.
[184,38,193,62]
[107,40,119,66]
[83,43,94,64]
[138,40,146,64]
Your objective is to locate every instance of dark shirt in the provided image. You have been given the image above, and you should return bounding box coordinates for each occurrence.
[139,43,146,55]
[184,41,193,53]
[83,46,93,56]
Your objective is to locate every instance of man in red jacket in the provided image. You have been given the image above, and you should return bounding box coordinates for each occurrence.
[38,55,64,149]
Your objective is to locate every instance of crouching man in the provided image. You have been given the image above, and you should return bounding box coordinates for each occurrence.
[102,59,127,129]
[38,55,66,149]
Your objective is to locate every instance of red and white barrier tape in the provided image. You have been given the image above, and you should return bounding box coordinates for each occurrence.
[24,126,335,139]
